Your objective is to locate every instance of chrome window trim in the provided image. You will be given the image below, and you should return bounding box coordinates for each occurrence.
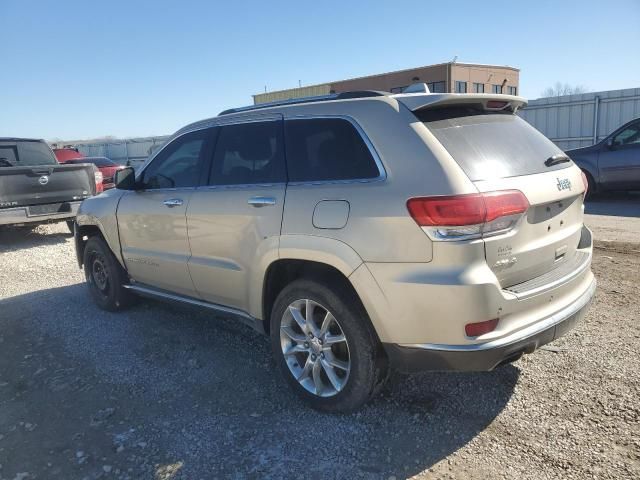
[284,114,387,186]
[196,182,286,191]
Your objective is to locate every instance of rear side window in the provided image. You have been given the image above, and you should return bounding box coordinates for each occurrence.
[419,110,570,181]
[285,118,380,182]
[209,121,285,185]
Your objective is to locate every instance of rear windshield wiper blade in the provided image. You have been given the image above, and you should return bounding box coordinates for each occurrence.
[545,154,571,167]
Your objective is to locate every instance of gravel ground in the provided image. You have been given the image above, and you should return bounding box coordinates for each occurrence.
[0,223,638,480]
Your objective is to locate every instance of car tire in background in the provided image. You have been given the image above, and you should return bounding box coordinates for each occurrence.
[66,220,75,234]
[83,236,135,311]
[270,278,388,412]
[582,170,596,200]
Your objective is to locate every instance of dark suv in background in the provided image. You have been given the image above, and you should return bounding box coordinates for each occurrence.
[567,117,640,196]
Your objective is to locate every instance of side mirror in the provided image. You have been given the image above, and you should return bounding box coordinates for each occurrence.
[606,137,616,150]
[115,167,137,190]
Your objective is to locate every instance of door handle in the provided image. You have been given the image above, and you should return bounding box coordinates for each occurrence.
[248,196,276,208]
[163,198,183,207]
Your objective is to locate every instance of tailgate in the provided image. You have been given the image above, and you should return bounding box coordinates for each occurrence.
[416,99,588,288]
[475,168,585,287]
[0,164,95,208]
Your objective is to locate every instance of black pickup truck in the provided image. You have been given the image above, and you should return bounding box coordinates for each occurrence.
[0,138,97,230]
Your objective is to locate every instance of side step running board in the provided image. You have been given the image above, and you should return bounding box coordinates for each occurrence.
[123,283,264,334]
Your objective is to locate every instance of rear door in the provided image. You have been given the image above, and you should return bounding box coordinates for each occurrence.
[598,120,640,189]
[420,109,586,288]
[186,117,286,312]
[117,128,213,297]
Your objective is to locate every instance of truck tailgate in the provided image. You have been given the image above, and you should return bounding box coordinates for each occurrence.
[0,164,95,208]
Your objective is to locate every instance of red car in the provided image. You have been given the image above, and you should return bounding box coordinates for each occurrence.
[53,147,85,162]
[63,157,125,190]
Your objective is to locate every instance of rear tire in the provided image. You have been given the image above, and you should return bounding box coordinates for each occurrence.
[270,279,387,412]
[83,236,135,311]
[66,220,75,234]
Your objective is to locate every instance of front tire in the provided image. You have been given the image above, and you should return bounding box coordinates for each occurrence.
[583,170,596,200]
[83,236,134,311]
[270,279,387,412]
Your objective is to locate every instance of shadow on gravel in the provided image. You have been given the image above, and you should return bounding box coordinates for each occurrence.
[0,225,71,252]
[1,284,520,479]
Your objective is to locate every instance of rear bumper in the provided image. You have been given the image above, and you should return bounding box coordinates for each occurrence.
[384,277,596,372]
[0,201,81,226]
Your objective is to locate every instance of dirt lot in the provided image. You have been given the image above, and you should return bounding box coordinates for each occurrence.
[0,223,638,480]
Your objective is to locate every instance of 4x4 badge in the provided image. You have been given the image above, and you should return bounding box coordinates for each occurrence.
[556,177,571,191]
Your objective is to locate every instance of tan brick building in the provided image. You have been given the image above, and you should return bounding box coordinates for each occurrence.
[253,62,520,105]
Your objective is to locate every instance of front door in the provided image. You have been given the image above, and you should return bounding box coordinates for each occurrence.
[187,117,286,313]
[599,120,640,190]
[117,128,213,296]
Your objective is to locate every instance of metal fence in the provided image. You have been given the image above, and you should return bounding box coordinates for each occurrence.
[519,88,640,150]
[74,135,170,168]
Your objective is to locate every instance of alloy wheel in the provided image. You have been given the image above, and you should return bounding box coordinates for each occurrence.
[280,299,351,397]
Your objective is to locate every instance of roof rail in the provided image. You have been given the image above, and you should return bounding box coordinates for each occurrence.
[218,90,390,116]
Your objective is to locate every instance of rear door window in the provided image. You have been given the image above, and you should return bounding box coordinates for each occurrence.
[285,118,380,182]
[418,109,570,181]
[208,121,285,185]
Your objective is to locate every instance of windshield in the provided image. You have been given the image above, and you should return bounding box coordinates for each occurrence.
[0,141,58,167]
[419,111,572,181]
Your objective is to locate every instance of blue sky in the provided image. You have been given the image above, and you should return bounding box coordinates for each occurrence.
[1,0,638,140]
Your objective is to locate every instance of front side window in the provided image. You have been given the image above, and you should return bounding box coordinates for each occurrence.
[473,83,485,93]
[142,129,210,189]
[209,121,285,185]
[455,81,467,93]
[492,84,503,94]
[285,118,379,182]
[613,123,640,146]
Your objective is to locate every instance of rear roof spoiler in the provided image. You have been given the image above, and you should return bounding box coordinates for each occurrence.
[394,93,527,113]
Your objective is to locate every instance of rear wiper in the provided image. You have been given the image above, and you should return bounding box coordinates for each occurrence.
[545,154,571,167]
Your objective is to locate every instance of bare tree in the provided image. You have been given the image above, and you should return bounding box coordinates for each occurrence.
[541,82,587,97]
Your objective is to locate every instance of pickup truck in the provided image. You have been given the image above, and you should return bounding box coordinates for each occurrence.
[0,138,98,230]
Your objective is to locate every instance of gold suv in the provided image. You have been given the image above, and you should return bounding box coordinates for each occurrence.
[74,89,596,412]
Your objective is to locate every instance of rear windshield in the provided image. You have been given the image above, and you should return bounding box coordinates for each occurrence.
[0,141,57,167]
[419,110,571,181]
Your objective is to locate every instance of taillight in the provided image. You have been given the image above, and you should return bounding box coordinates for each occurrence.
[580,171,588,199]
[94,170,104,194]
[407,190,529,241]
[465,318,499,337]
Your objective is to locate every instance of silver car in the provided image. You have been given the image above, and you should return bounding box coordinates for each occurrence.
[74,89,596,412]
